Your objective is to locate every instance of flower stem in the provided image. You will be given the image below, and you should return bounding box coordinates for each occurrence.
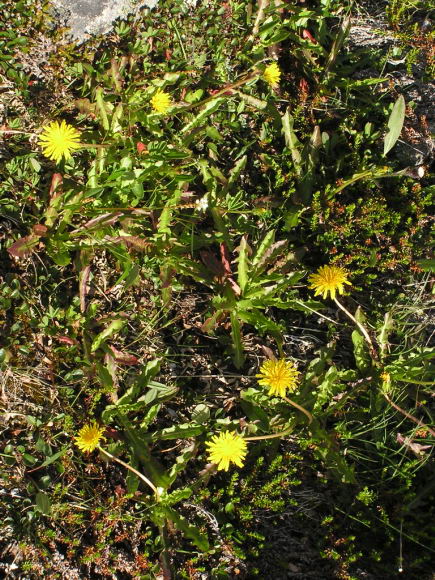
[98,446,159,496]
[383,394,435,437]
[244,426,293,441]
[181,72,259,112]
[0,129,35,135]
[284,397,313,424]
[79,142,110,149]
[393,378,435,386]
[244,398,313,441]
[250,0,270,39]
[334,297,378,360]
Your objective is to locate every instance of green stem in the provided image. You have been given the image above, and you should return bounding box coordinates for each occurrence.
[334,297,378,360]
[244,426,293,441]
[0,129,35,135]
[244,397,313,442]
[180,72,259,112]
[334,506,435,554]
[393,378,435,386]
[249,0,270,39]
[169,18,187,61]
[295,300,340,325]
[98,446,158,496]
[79,142,110,149]
[383,394,435,437]
[284,396,313,424]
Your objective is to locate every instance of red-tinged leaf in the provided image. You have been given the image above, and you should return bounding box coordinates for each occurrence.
[396,433,432,456]
[110,58,123,92]
[160,266,174,306]
[80,264,91,313]
[219,242,233,277]
[136,141,148,154]
[49,173,63,197]
[180,190,196,203]
[32,224,48,236]
[108,236,152,251]
[253,239,288,274]
[200,246,241,294]
[104,352,119,390]
[7,235,40,258]
[200,250,226,277]
[0,124,13,138]
[130,208,152,217]
[260,345,277,360]
[72,212,121,234]
[226,277,241,296]
[114,484,126,498]
[55,336,78,346]
[201,310,226,333]
[252,195,281,207]
[159,267,175,288]
[105,426,121,440]
[109,345,139,365]
[299,78,310,100]
[302,29,317,43]
[209,88,233,96]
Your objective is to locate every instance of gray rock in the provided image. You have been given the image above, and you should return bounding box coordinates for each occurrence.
[52,0,158,42]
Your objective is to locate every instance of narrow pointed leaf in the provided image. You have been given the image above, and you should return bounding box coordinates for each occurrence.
[160,506,210,551]
[91,319,125,352]
[230,311,245,369]
[384,95,405,155]
[236,236,249,294]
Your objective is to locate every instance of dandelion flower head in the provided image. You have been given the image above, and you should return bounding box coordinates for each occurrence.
[75,422,105,453]
[38,120,81,163]
[150,89,172,114]
[263,62,281,87]
[206,431,247,471]
[380,371,391,383]
[380,371,392,394]
[308,265,351,300]
[256,358,300,398]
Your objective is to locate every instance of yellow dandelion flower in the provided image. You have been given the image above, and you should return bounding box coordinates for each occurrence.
[380,371,392,394]
[263,62,281,88]
[380,371,391,383]
[308,265,351,300]
[206,431,247,471]
[150,89,172,114]
[256,359,300,398]
[75,422,105,453]
[38,120,81,163]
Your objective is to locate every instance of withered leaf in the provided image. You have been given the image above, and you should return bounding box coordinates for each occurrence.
[8,234,41,259]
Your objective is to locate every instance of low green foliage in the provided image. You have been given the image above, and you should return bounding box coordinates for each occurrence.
[0,0,433,578]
